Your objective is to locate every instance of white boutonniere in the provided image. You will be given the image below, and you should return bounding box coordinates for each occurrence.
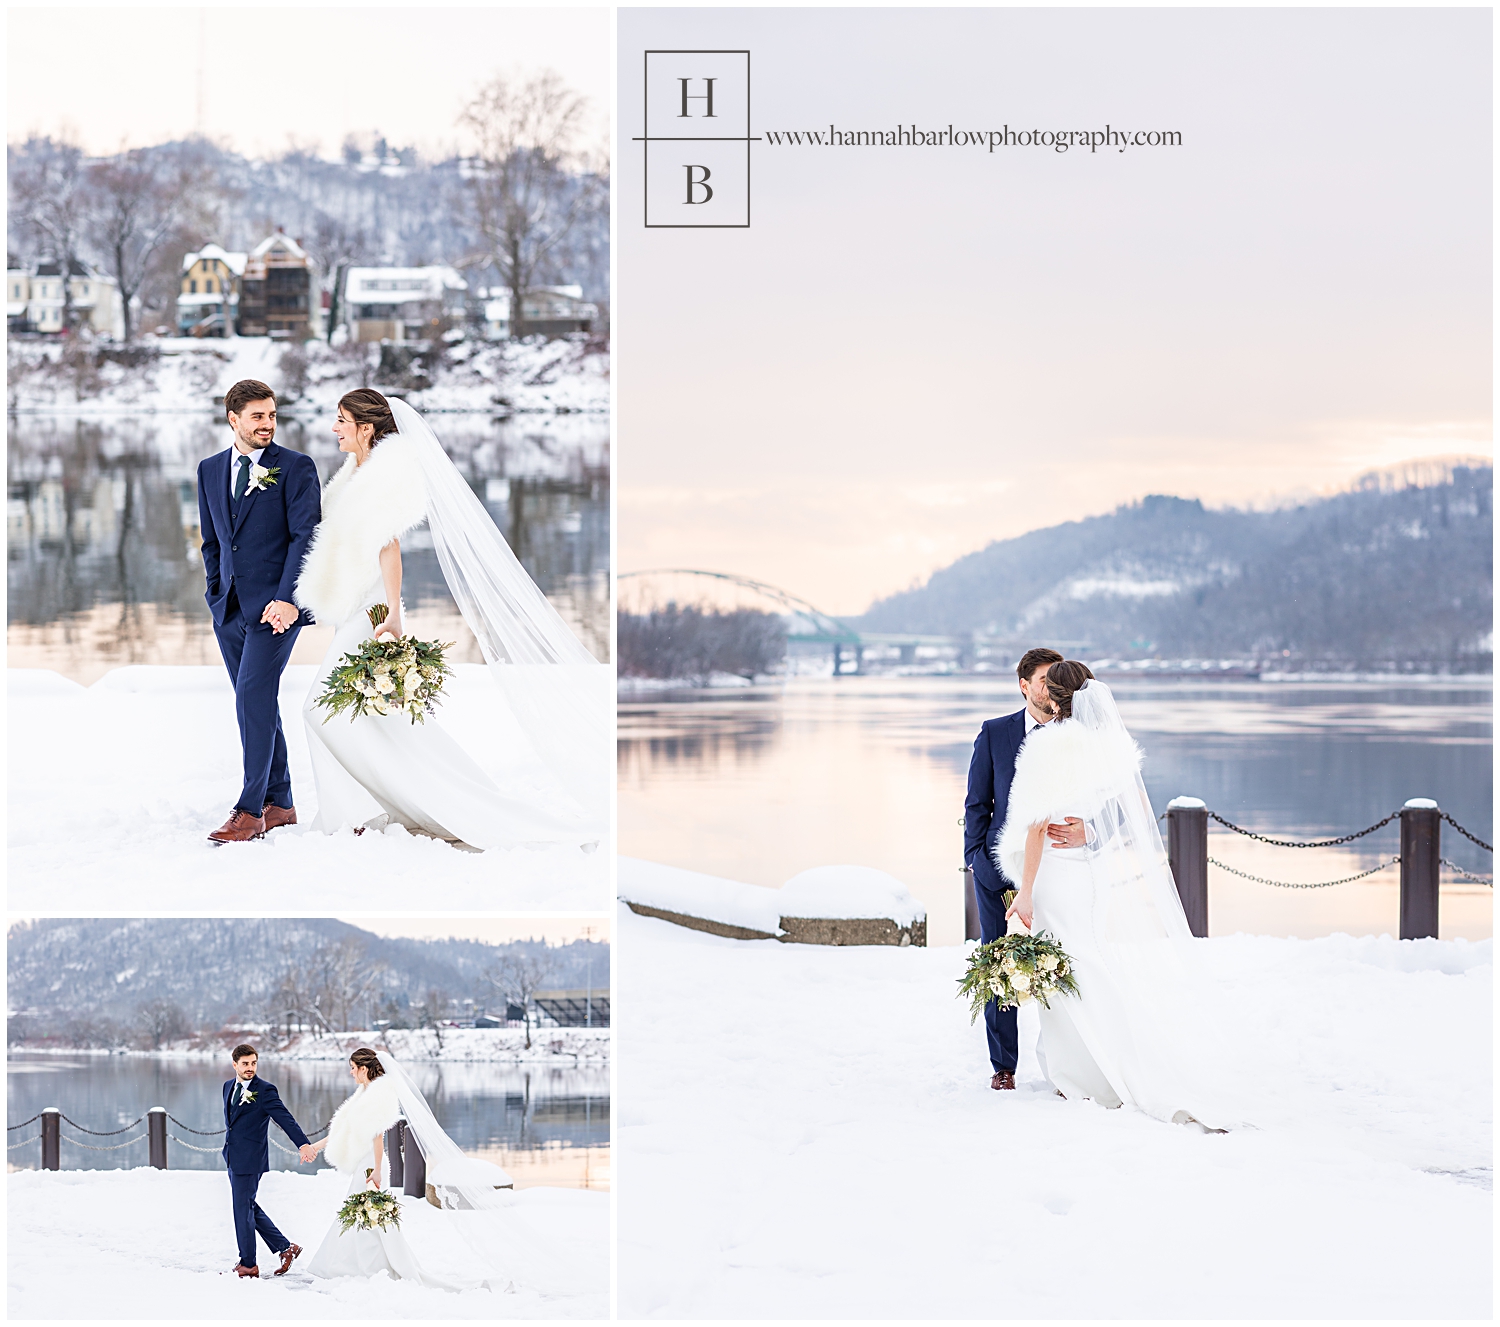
[240,1088,257,1104]
[248,464,280,493]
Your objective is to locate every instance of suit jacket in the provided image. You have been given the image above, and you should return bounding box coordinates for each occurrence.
[221,1075,311,1176]
[964,708,1030,893]
[197,441,322,627]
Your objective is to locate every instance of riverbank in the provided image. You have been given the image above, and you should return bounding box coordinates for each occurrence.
[8,1168,607,1319]
[617,892,1493,1318]
[8,666,607,911]
[7,335,608,416]
[10,1028,610,1065]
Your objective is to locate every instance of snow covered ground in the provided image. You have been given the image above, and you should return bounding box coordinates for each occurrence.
[8,1168,607,1319]
[616,870,1493,1318]
[7,666,607,911]
[7,335,609,417]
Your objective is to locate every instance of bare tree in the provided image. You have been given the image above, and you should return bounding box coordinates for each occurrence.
[304,213,371,343]
[310,936,388,1033]
[83,150,190,342]
[459,70,604,340]
[483,950,558,1050]
[10,136,88,332]
[135,998,191,1050]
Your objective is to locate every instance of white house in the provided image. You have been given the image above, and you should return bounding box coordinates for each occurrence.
[479,284,599,339]
[343,266,468,344]
[9,260,124,338]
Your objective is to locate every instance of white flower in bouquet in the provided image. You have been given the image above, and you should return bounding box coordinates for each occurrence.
[1039,953,1059,972]
[371,698,389,715]
[375,675,396,694]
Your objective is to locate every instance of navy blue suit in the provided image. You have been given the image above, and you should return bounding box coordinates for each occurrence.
[197,441,321,815]
[964,708,1030,1074]
[222,1074,311,1268]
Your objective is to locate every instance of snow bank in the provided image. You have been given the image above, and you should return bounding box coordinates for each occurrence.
[8,337,608,417]
[273,1029,610,1065]
[8,1168,607,1319]
[617,889,1492,1319]
[617,857,927,936]
[8,666,607,911]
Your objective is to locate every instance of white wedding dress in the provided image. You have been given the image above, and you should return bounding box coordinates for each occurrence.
[304,1055,514,1291]
[294,400,608,850]
[997,681,1237,1129]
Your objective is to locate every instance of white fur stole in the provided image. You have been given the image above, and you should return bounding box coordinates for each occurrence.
[323,1074,402,1175]
[995,718,1144,884]
[294,435,429,627]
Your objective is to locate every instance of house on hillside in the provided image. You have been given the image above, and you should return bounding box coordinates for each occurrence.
[479,284,598,339]
[7,260,124,338]
[343,266,468,344]
[239,231,317,340]
[178,243,245,337]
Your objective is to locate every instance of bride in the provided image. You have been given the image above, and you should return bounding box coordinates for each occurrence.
[997,660,1233,1129]
[291,389,608,850]
[302,1048,513,1290]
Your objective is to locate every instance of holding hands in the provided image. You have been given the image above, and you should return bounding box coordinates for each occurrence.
[261,600,300,634]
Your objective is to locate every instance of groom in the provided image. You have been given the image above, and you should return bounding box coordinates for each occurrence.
[963,647,1089,1090]
[197,380,321,843]
[222,1044,316,1278]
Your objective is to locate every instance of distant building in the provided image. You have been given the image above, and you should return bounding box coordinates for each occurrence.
[178,243,245,337]
[344,266,468,344]
[480,284,598,340]
[7,260,124,338]
[532,988,610,1028]
[238,232,317,340]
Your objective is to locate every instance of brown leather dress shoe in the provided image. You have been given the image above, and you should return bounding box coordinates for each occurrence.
[991,1070,1016,1090]
[233,1263,260,1278]
[274,1243,302,1276]
[208,809,266,844]
[261,802,297,830]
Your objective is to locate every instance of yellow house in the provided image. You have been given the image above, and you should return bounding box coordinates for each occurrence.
[178,244,246,336]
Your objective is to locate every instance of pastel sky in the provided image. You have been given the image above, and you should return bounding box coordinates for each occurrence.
[6,4,610,159]
[618,7,1492,615]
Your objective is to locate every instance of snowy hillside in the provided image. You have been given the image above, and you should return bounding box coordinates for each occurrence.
[858,464,1492,668]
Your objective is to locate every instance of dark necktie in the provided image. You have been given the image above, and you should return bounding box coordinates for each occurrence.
[233,454,251,506]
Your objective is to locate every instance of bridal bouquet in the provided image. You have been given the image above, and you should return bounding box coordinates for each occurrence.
[314,604,455,726]
[958,899,1079,1018]
[336,1185,402,1234]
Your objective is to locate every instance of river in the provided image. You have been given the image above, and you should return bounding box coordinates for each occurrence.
[6,1053,609,1190]
[7,411,609,683]
[618,675,1493,946]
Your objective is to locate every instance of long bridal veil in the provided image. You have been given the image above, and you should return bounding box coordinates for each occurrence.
[388,398,609,827]
[376,1051,511,1210]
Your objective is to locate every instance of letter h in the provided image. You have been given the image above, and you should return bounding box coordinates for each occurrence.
[678,77,717,118]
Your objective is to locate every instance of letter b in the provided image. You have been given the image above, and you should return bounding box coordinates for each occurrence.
[684,166,713,204]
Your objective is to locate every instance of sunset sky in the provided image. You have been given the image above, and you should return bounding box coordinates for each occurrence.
[618,7,1491,615]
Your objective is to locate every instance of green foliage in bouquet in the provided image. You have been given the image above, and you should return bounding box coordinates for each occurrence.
[958,902,1080,1020]
[336,1186,402,1234]
[314,604,455,726]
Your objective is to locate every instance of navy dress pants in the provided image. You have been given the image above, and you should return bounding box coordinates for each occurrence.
[228,1169,290,1268]
[212,590,301,815]
[973,877,1020,1074]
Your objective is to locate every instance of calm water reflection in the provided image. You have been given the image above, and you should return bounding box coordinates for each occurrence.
[6,1054,608,1188]
[619,676,1493,945]
[7,413,609,680]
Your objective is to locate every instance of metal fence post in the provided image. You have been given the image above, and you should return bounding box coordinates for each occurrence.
[402,1123,426,1200]
[1166,797,1210,938]
[148,1107,167,1170]
[385,1121,404,1189]
[41,1107,59,1171]
[1400,798,1441,940]
[961,866,980,942]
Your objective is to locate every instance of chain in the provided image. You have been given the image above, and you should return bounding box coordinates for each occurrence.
[7,1114,42,1131]
[168,1132,226,1153]
[1207,855,1401,889]
[1206,811,1399,849]
[8,1134,39,1149]
[1441,814,1493,854]
[1441,858,1494,886]
[167,1115,224,1135]
[60,1113,143,1136]
[61,1132,147,1151]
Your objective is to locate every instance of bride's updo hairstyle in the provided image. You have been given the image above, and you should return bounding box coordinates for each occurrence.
[338,388,399,448]
[1044,659,1096,719]
[349,1047,386,1080]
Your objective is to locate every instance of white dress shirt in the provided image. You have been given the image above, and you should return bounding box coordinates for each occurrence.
[228,445,266,499]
